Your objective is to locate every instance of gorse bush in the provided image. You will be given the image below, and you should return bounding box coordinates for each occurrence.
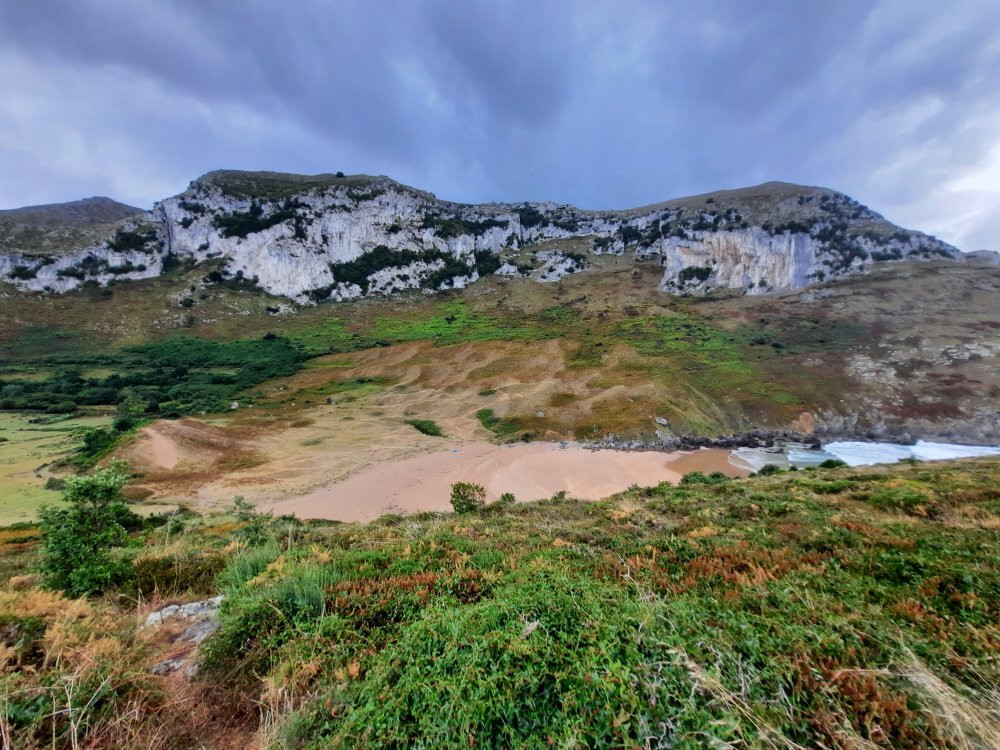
[37,463,141,596]
[450,482,485,513]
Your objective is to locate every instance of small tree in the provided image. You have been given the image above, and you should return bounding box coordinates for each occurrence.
[450,482,486,514]
[38,463,140,596]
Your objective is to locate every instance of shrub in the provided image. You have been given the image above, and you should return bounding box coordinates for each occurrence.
[808,479,853,494]
[516,205,545,228]
[74,427,118,470]
[677,265,712,285]
[617,225,642,245]
[405,419,443,437]
[422,214,507,239]
[475,408,500,429]
[474,250,501,277]
[9,264,39,280]
[679,470,730,485]
[128,551,227,597]
[819,458,847,469]
[37,463,141,596]
[213,200,304,238]
[450,482,486,514]
[229,496,274,545]
[107,228,159,253]
[757,463,783,476]
[484,492,516,514]
[331,569,672,747]
[329,245,466,293]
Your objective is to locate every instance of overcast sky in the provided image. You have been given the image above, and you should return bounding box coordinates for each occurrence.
[2,1,998,250]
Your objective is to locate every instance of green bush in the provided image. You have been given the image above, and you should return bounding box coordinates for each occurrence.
[405,419,443,437]
[213,201,304,238]
[474,250,502,276]
[819,458,847,468]
[9,264,39,280]
[679,470,729,485]
[0,333,308,428]
[330,568,682,748]
[229,496,275,545]
[37,463,141,596]
[107,228,159,253]
[757,463,783,476]
[677,265,712,285]
[450,482,485,514]
[328,245,468,293]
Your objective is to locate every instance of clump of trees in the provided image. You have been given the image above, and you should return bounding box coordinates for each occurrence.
[677,266,712,285]
[213,200,307,239]
[0,333,308,418]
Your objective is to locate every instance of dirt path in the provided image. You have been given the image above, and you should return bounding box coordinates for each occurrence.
[267,442,741,522]
[142,427,180,470]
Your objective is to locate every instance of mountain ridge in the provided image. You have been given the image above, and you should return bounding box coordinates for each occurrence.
[0,171,963,302]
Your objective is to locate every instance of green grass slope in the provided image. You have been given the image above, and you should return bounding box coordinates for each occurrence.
[2,458,998,748]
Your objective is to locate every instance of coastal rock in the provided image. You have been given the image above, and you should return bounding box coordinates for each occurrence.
[587,429,822,454]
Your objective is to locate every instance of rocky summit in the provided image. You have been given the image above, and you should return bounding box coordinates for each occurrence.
[0,171,962,303]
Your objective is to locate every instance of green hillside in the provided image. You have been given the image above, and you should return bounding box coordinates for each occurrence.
[2,457,998,748]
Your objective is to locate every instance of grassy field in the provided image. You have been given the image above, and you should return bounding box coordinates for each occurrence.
[0,412,177,524]
[0,412,109,524]
[1,457,997,748]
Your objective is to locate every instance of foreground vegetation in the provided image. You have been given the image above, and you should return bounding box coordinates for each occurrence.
[2,457,998,748]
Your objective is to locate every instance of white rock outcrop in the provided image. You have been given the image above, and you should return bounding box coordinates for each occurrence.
[0,174,965,303]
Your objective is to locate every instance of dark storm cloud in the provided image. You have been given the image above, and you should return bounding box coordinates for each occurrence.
[1,0,998,249]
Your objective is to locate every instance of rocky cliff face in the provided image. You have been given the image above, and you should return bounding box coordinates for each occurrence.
[0,172,963,302]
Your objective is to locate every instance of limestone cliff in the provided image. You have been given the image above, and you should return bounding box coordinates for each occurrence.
[0,172,963,302]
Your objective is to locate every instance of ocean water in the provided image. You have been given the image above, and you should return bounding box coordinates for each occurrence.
[729,440,1000,472]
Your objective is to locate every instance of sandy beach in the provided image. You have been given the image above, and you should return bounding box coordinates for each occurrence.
[268,442,744,522]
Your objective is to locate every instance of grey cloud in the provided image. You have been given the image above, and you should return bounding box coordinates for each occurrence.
[1,0,998,249]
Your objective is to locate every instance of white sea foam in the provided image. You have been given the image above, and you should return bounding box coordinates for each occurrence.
[730,439,1000,471]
